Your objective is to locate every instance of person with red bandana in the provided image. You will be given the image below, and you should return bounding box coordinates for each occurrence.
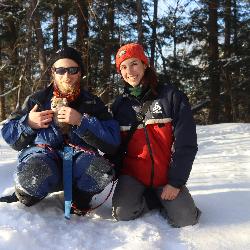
[111,43,201,227]
[1,47,120,216]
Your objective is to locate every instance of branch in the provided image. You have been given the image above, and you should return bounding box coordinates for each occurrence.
[29,0,40,21]
[0,64,7,71]
[0,3,12,7]
[0,85,20,97]
[191,99,210,113]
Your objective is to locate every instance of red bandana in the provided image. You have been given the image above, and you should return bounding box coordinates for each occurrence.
[53,82,81,102]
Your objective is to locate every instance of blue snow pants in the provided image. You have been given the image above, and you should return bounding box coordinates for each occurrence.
[15,146,113,199]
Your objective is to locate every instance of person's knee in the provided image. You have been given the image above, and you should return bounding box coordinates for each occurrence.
[112,205,142,221]
[75,155,114,193]
[16,155,59,198]
[163,206,201,227]
[112,195,147,221]
[159,186,201,227]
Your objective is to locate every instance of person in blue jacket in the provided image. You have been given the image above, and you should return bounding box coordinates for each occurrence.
[1,47,120,215]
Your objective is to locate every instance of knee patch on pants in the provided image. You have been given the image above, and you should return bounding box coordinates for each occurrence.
[85,156,115,192]
[112,197,146,221]
[15,156,54,198]
[112,175,147,221]
[158,186,201,227]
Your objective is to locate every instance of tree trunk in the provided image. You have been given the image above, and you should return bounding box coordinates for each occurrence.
[223,0,233,122]
[24,24,33,97]
[208,0,220,123]
[76,0,89,86]
[150,0,158,67]
[224,0,232,58]
[232,0,240,121]
[232,0,239,54]
[0,84,5,121]
[137,0,144,44]
[30,0,49,89]
[103,0,114,78]
[171,1,180,88]
[52,1,59,51]
[0,44,6,121]
[102,0,115,102]
[172,1,179,59]
[157,41,169,82]
[157,42,165,71]
[6,17,19,109]
[62,12,68,47]
[6,17,18,67]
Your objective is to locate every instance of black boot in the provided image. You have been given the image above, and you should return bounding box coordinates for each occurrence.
[15,188,43,207]
[0,192,18,203]
[71,187,93,216]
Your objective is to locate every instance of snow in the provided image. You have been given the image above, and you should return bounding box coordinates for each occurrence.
[0,123,250,250]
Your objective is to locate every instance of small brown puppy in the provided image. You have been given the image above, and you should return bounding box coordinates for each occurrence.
[51,96,70,135]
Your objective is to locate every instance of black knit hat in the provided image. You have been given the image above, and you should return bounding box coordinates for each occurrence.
[52,47,84,76]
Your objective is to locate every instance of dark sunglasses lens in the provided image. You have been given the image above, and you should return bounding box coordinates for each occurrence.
[55,67,66,75]
[68,67,79,74]
[54,67,79,75]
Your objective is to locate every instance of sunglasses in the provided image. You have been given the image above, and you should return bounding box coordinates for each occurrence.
[53,67,80,75]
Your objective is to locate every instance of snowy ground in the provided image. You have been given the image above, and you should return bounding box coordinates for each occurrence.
[0,123,250,250]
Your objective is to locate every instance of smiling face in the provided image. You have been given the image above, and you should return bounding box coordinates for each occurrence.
[120,58,147,87]
[52,58,81,95]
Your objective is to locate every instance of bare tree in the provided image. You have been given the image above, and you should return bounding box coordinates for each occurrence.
[137,0,144,44]
[52,0,59,51]
[0,45,6,121]
[150,0,158,67]
[76,0,89,86]
[223,0,233,121]
[30,0,49,89]
[208,0,221,123]
[62,11,68,48]
[102,0,115,85]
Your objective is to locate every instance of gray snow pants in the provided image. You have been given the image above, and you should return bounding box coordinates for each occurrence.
[112,175,201,228]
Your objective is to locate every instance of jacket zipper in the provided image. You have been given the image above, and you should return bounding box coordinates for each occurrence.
[143,123,155,187]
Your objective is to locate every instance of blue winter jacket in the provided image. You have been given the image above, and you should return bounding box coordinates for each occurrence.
[1,84,120,154]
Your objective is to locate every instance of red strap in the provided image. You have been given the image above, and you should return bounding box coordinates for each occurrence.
[66,142,96,155]
[36,144,61,162]
[37,142,96,155]
[36,144,54,151]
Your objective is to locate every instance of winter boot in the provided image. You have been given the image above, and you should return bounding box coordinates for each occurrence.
[15,188,43,207]
[0,192,18,203]
[71,187,93,216]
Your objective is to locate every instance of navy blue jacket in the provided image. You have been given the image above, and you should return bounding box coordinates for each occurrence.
[112,84,198,188]
[1,84,120,154]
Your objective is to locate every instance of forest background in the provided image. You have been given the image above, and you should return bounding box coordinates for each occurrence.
[0,0,249,124]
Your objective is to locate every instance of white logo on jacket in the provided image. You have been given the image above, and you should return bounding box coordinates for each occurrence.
[132,105,140,113]
[152,102,162,114]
